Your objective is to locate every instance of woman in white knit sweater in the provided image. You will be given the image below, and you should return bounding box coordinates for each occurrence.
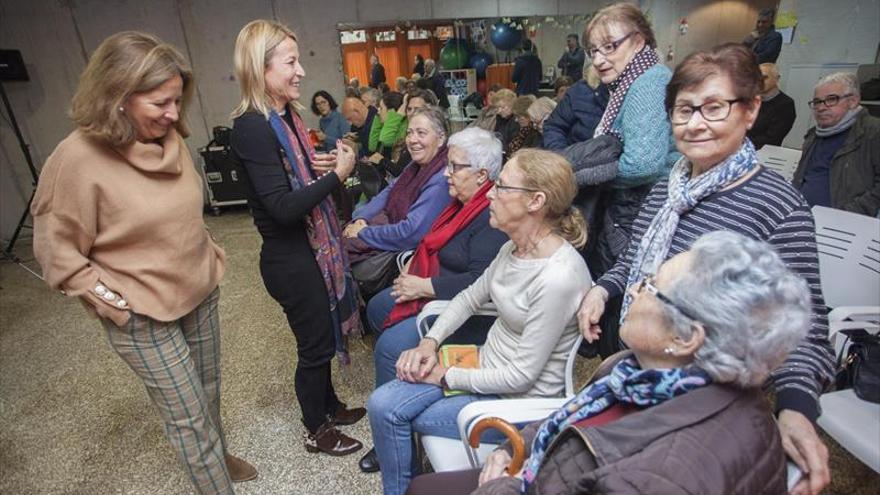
[367,149,593,495]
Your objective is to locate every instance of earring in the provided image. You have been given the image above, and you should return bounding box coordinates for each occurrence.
[118,106,124,113]
[663,346,675,355]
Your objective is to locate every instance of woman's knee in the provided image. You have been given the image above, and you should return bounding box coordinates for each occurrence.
[366,287,395,332]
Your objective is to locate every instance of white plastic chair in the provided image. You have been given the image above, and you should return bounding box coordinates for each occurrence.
[757,145,802,182]
[818,389,880,472]
[415,299,584,472]
[812,206,880,350]
[811,206,880,473]
[396,250,414,273]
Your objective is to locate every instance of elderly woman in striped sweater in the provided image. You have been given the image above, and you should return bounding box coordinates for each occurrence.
[578,43,834,495]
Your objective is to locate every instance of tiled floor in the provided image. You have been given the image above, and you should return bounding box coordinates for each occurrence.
[1,209,877,494]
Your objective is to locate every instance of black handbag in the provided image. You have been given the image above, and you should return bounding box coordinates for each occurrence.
[351,250,400,299]
[834,328,880,403]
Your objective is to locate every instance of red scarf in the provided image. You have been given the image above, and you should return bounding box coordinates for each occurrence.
[383,180,494,328]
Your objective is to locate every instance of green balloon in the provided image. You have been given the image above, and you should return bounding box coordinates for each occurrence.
[439,39,469,70]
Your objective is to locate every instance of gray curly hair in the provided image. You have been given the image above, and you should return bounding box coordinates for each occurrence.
[662,231,811,388]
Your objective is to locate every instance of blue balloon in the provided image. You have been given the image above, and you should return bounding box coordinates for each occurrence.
[468,52,494,79]
[490,22,522,51]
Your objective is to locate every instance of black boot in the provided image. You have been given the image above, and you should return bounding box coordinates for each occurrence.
[358,446,380,473]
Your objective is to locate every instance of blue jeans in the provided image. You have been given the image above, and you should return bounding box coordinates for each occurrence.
[368,379,503,495]
[367,287,494,388]
[368,288,422,388]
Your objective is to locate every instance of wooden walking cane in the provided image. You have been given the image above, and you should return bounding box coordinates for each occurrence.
[468,417,526,474]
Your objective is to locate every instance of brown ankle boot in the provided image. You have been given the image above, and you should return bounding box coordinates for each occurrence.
[304,422,363,456]
[329,402,367,426]
[225,453,258,482]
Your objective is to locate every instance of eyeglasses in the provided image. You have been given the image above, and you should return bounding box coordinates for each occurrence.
[446,162,472,174]
[808,93,853,109]
[587,32,635,58]
[633,275,701,322]
[491,181,539,195]
[669,98,746,125]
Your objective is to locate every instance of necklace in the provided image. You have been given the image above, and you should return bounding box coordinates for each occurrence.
[514,231,553,258]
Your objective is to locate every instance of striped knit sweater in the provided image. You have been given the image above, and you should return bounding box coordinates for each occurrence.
[597,167,835,421]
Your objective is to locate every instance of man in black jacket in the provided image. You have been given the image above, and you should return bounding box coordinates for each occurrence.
[512,39,542,97]
[421,59,449,108]
[557,34,585,81]
[369,54,386,89]
[747,63,795,149]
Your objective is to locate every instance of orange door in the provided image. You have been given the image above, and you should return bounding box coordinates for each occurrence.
[375,45,401,86]
[342,45,369,85]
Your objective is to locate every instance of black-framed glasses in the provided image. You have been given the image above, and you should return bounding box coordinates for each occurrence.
[669,98,746,125]
[808,93,853,109]
[634,275,701,322]
[446,161,472,174]
[491,180,540,195]
[587,32,635,58]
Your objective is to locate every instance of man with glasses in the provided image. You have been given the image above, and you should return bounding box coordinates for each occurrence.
[747,63,796,149]
[793,72,880,215]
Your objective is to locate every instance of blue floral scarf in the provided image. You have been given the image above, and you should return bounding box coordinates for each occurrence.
[521,356,712,491]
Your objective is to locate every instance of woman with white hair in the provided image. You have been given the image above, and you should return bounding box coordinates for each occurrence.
[409,231,811,494]
[358,127,509,472]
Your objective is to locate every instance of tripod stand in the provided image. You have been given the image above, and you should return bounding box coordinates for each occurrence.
[1,81,43,279]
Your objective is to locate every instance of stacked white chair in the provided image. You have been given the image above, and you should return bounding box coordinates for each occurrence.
[812,206,880,473]
[757,145,803,182]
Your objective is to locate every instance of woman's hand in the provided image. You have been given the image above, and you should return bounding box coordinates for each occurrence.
[343,219,367,238]
[578,285,608,343]
[479,449,513,486]
[390,273,434,302]
[398,93,409,114]
[311,150,337,176]
[333,140,356,181]
[420,363,447,386]
[396,338,438,382]
[779,410,830,495]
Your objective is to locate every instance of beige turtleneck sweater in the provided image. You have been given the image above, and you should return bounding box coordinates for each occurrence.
[31,129,225,326]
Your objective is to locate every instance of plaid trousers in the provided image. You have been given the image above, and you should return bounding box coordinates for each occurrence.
[102,287,233,494]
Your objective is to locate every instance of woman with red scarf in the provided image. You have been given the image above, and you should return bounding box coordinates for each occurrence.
[358,127,508,473]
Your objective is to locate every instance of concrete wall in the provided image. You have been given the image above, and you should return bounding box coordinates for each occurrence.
[2,0,877,245]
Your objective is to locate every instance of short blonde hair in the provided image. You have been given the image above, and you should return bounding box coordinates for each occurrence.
[490,88,516,106]
[527,97,557,123]
[70,31,193,147]
[512,95,536,118]
[232,19,298,118]
[585,2,657,49]
[585,65,601,89]
[508,149,587,248]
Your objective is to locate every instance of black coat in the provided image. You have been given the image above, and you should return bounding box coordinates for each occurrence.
[747,91,796,149]
[512,53,542,96]
[370,63,386,88]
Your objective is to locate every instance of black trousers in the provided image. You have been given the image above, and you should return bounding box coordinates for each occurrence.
[260,248,342,433]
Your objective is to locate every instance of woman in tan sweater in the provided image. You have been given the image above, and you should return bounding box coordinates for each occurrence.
[31,31,255,494]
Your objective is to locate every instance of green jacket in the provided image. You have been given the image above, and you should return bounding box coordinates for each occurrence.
[368,110,408,153]
[793,108,880,216]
